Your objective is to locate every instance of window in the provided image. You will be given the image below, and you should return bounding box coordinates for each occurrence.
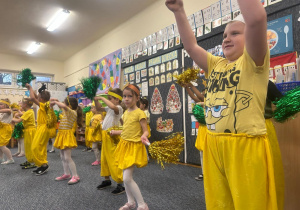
[0,72,13,86]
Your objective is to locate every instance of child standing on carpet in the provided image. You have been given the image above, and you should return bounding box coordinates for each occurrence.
[83,104,93,152]
[11,103,25,157]
[88,103,103,166]
[50,97,82,185]
[112,84,149,210]
[0,99,14,165]
[12,98,37,169]
[94,88,125,195]
[166,0,278,209]
[26,83,53,175]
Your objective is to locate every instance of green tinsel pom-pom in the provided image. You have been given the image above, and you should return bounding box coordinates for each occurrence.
[81,76,102,100]
[12,122,24,139]
[17,68,36,87]
[54,110,61,122]
[83,106,91,114]
[273,87,300,123]
[192,104,206,125]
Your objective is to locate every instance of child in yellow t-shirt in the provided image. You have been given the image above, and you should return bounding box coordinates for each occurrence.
[166,0,278,209]
[0,98,14,165]
[112,84,149,210]
[88,103,102,166]
[51,97,83,185]
[26,83,54,175]
[12,98,37,169]
[83,105,93,152]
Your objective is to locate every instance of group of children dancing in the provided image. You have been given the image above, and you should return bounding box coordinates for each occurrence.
[0,82,151,210]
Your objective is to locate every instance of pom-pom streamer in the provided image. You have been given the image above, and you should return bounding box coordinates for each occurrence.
[17,68,36,87]
[174,68,199,87]
[83,106,91,114]
[192,104,206,125]
[273,87,300,122]
[81,76,102,100]
[12,122,24,139]
[148,132,184,169]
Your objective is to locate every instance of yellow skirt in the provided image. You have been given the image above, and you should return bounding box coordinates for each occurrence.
[101,131,123,183]
[48,127,57,138]
[53,129,77,150]
[0,123,12,146]
[203,130,278,210]
[195,124,207,151]
[147,124,151,138]
[23,127,36,163]
[85,127,93,148]
[114,138,148,170]
[31,124,50,166]
[87,127,101,142]
[266,119,284,210]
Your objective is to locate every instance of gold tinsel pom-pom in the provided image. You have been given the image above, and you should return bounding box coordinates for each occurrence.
[174,68,200,87]
[45,102,57,128]
[149,132,184,169]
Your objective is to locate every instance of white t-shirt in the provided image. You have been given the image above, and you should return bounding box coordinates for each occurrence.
[102,105,123,130]
[0,112,12,124]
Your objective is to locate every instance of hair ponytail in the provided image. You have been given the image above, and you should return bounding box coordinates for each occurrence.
[76,106,83,128]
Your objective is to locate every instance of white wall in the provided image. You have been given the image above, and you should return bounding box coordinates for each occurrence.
[0,53,64,82]
[64,0,217,87]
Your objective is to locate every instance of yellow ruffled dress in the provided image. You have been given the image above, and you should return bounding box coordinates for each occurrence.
[0,113,13,147]
[87,114,102,142]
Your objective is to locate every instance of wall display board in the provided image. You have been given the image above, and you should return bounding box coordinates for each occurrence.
[89,49,122,94]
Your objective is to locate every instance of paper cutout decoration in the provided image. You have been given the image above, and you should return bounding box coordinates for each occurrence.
[149,78,154,86]
[166,84,182,113]
[160,63,165,73]
[149,67,154,76]
[167,73,173,82]
[155,76,160,86]
[173,71,179,80]
[141,69,147,77]
[150,87,164,114]
[155,66,160,75]
[173,60,179,69]
[167,61,172,71]
[161,74,166,84]
[156,117,174,133]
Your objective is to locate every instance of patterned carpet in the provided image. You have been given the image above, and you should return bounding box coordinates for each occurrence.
[0,145,205,210]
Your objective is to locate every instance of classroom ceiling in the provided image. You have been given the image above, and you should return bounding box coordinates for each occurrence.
[0,0,159,61]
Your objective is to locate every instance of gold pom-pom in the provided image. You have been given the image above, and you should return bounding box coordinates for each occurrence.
[174,68,200,87]
[149,132,184,169]
[45,102,57,128]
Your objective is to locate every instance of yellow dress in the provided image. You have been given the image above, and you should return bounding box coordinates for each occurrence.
[203,49,278,210]
[0,113,13,147]
[53,108,78,150]
[21,109,36,163]
[195,124,207,151]
[87,114,102,142]
[85,111,93,148]
[114,109,148,170]
[31,102,50,167]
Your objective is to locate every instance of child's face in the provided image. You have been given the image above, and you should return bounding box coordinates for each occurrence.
[91,106,96,114]
[37,94,44,103]
[123,89,137,109]
[108,96,119,105]
[21,102,27,110]
[0,102,6,109]
[222,21,245,62]
[139,103,145,110]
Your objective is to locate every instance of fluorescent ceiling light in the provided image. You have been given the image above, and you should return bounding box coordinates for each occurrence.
[47,9,70,32]
[27,42,41,54]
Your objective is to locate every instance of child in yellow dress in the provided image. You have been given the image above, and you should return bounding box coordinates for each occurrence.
[88,103,102,166]
[0,99,14,165]
[83,104,93,152]
[26,83,53,175]
[94,88,125,195]
[112,84,149,210]
[166,0,279,209]
[12,98,37,169]
[51,97,83,185]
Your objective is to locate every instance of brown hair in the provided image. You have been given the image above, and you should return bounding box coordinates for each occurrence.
[0,98,11,108]
[124,84,140,98]
[109,88,123,104]
[39,91,51,102]
[140,97,149,109]
[22,98,33,107]
[64,97,83,127]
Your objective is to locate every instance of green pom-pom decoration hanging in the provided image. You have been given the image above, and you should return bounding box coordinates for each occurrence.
[12,122,24,139]
[54,110,61,122]
[192,104,206,125]
[273,87,300,123]
[83,106,91,114]
[17,68,36,87]
[81,76,102,100]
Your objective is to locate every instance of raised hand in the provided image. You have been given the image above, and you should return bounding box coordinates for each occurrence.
[165,0,183,13]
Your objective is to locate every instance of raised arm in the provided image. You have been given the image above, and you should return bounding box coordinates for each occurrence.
[166,0,208,71]
[12,117,22,123]
[190,85,204,102]
[94,96,119,115]
[25,83,39,106]
[52,101,69,112]
[238,0,267,66]
[0,109,12,114]
[184,84,201,102]
[93,97,106,112]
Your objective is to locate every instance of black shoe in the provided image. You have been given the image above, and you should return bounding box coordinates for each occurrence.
[111,184,125,195]
[20,161,30,167]
[32,167,40,173]
[22,164,37,169]
[97,180,112,190]
[35,165,49,176]
[49,150,55,153]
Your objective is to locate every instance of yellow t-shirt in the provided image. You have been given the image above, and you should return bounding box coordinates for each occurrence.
[21,109,35,128]
[37,102,47,125]
[205,48,270,135]
[85,111,94,127]
[121,109,146,142]
[59,108,77,130]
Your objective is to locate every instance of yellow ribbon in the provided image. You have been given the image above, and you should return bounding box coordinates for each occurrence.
[108,91,123,101]
[0,100,10,107]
